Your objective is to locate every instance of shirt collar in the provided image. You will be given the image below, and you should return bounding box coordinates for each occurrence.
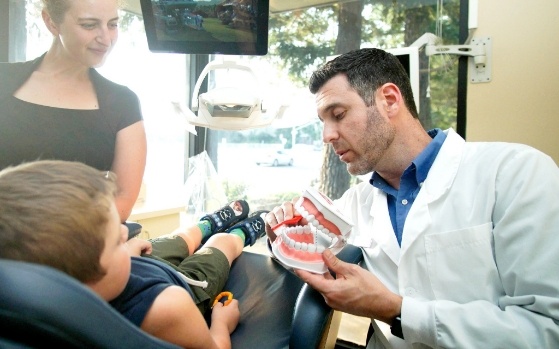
[370,128,446,189]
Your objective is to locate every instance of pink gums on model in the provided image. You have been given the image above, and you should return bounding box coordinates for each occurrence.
[297,197,342,235]
[270,187,353,273]
[275,234,324,263]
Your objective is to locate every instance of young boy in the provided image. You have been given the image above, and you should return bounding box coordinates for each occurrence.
[0,160,268,349]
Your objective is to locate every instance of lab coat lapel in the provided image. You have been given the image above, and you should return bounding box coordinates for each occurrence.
[400,129,465,255]
[370,188,401,264]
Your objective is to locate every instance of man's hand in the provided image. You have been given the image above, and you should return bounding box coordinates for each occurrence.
[294,249,402,324]
[126,238,153,256]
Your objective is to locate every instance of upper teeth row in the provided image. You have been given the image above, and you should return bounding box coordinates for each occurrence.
[297,206,335,236]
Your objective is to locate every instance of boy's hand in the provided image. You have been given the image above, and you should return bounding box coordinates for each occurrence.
[126,238,153,256]
[211,299,240,334]
[264,197,302,242]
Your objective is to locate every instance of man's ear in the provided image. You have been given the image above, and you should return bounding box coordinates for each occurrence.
[42,9,59,36]
[378,83,402,115]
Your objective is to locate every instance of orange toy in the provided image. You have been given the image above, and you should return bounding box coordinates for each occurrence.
[212,291,233,308]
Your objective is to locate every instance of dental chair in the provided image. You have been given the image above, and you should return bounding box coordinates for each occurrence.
[0,243,363,349]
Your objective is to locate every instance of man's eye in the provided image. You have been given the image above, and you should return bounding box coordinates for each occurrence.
[81,23,96,29]
[334,112,345,120]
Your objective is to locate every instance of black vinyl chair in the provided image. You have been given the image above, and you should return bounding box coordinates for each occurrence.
[0,244,363,349]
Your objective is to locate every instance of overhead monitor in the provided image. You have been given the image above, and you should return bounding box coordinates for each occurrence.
[386,46,420,112]
[139,0,269,55]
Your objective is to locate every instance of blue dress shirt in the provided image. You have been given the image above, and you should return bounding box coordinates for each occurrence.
[370,129,447,245]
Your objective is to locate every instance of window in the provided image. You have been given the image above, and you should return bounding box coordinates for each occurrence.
[201,0,465,209]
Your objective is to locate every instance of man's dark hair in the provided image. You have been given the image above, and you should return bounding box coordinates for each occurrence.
[309,48,419,118]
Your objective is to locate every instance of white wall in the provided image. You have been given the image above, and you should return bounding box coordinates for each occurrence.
[466,0,559,164]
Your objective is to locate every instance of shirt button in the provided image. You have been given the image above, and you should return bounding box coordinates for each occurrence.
[405,287,416,296]
[401,199,408,205]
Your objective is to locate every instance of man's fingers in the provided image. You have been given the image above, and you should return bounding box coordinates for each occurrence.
[322,249,347,275]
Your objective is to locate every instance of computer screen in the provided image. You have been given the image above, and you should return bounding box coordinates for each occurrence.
[386,46,420,112]
[140,0,269,55]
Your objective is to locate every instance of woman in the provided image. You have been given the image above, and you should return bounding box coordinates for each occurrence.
[0,0,147,222]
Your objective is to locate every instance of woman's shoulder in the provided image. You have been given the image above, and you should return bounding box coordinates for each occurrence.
[90,69,140,106]
[90,69,136,95]
[0,55,43,74]
[0,56,43,95]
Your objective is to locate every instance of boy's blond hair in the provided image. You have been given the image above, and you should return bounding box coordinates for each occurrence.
[0,160,117,283]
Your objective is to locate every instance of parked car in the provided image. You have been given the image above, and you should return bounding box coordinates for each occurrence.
[256,150,293,167]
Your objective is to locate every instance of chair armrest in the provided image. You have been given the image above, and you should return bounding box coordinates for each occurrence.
[125,221,143,240]
[224,251,305,349]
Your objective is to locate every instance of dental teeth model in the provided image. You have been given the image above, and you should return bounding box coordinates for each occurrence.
[270,187,353,274]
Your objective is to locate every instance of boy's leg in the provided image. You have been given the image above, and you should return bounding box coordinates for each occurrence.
[147,199,250,265]
[146,225,202,266]
[175,211,269,314]
[198,199,249,244]
[203,233,244,266]
[225,210,269,247]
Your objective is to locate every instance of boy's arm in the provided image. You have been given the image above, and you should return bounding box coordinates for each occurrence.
[141,285,239,349]
[126,238,152,256]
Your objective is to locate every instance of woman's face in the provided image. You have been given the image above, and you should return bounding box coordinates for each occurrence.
[48,0,120,68]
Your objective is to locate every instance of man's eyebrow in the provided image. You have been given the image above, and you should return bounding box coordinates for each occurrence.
[319,101,343,115]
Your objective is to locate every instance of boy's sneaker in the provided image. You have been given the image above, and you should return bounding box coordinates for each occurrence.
[226,210,269,247]
[199,199,250,236]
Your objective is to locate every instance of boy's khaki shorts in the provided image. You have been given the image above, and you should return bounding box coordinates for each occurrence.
[143,235,230,314]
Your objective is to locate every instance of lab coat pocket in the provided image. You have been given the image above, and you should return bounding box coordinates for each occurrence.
[425,222,501,303]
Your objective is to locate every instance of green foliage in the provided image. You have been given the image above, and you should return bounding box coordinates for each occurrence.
[267,7,338,86]
[251,191,302,211]
[222,180,249,201]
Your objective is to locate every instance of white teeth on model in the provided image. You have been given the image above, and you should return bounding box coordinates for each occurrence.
[299,208,334,236]
[282,233,321,253]
[279,206,341,253]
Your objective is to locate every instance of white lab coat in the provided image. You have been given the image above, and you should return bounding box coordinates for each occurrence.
[335,129,559,349]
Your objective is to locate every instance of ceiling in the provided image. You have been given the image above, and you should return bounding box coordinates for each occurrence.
[123,0,359,16]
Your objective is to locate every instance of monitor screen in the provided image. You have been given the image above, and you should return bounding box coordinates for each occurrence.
[139,0,269,55]
[386,46,420,112]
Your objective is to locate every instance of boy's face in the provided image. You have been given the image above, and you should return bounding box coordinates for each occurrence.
[85,201,131,301]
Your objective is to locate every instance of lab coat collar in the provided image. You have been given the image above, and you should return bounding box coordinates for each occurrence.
[367,129,465,263]
[399,129,465,254]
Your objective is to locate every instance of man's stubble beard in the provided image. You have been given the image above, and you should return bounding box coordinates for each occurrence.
[346,106,395,176]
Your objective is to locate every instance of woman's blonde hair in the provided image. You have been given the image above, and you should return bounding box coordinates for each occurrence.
[41,0,70,24]
[42,0,124,24]
[0,160,118,283]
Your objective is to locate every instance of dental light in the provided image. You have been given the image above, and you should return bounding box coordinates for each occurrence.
[187,58,275,131]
